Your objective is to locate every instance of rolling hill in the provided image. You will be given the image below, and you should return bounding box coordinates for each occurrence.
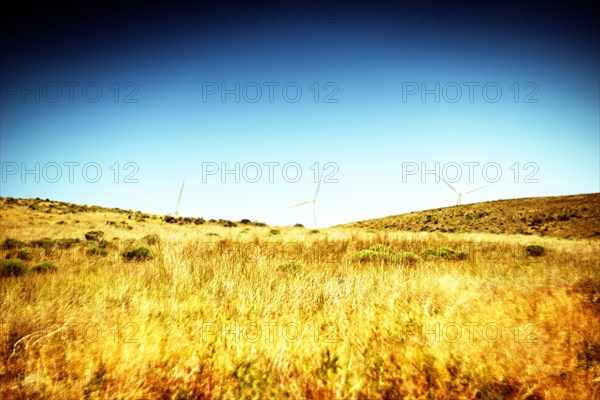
[344,193,600,240]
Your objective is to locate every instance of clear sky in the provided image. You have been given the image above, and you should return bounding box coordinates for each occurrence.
[1,1,598,227]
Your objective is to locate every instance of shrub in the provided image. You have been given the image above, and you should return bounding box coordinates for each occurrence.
[31,262,57,274]
[85,231,104,241]
[269,229,281,235]
[239,219,251,225]
[87,247,108,257]
[30,237,56,250]
[420,247,469,261]
[6,249,33,261]
[56,238,82,248]
[524,244,545,257]
[420,248,437,259]
[0,259,29,277]
[142,234,161,245]
[277,261,303,273]
[122,247,153,262]
[437,247,457,259]
[1,238,27,250]
[353,249,380,263]
[293,223,304,228]
[397,251,420,265]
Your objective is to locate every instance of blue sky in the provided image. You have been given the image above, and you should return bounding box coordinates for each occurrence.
[1,2,598,227]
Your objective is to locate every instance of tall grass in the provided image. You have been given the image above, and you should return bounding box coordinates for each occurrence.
[0,206,599,398]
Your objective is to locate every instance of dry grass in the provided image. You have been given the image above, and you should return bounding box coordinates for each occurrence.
[1,197,599,399]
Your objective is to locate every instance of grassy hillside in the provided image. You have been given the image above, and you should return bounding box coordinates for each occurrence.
[345,193,600,240]
[1,196,599,399]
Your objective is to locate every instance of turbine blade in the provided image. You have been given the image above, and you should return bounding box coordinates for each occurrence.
[286,201,311,209]
[315,201,329,216]
[437,174,457,193]
[464,185,488,195]
[175,180,185,214]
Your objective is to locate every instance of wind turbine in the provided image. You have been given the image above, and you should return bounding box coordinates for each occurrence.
[436,174,488,206]
[170,180,185,217]
[286,175,323,229]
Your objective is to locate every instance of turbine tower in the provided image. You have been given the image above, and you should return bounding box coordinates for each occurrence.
[437,174,487,206]
[286,176,323,228]
[173,180,185,217]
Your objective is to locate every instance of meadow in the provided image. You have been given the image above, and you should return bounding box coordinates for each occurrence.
[1,197,599,399]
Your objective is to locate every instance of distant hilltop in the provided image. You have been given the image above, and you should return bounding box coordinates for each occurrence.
[342,193,600,240]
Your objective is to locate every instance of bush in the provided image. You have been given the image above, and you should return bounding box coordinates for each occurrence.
[31,262,57,274]
[525,244,545,257]
[421,247,468,261]
[277,261,303,273]
[6,249,33,261]
[420,248,437,259]
[0,259,29,277]
[1,238,27,250]
[269,229,281,235]
[87,247,108,257]
[353,249,379,263]
[397,251,420,265]
[122,247,153,262]
[30,237,56,250]
[293,223,304,228]
[437,247,457,259]
[142,234,161,245]
[85,231,104,241]
[56,238,82,248]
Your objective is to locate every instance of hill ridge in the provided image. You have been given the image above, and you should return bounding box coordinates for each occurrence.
[343,193,600,240]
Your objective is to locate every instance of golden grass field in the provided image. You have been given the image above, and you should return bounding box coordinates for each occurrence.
[1,196,599,399]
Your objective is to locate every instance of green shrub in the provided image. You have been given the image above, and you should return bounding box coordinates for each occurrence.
[524,244,545,257]
[277,261,303,273]
[85,231,104,241]
[122,247,153,262]
[396,251,420,265]
[1,238,27,250]
[30,237,56,250]
[87,247,108,257]
[437,247,457,259]
[420,248,437,259]
[56,238,82,248]
[6,249,33,261]
[142,234,160,245]
[0,259,29,277]
[269,229,281,235]
[353,249,380,263]
[31,262,57,274]
[421,247,469,261]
